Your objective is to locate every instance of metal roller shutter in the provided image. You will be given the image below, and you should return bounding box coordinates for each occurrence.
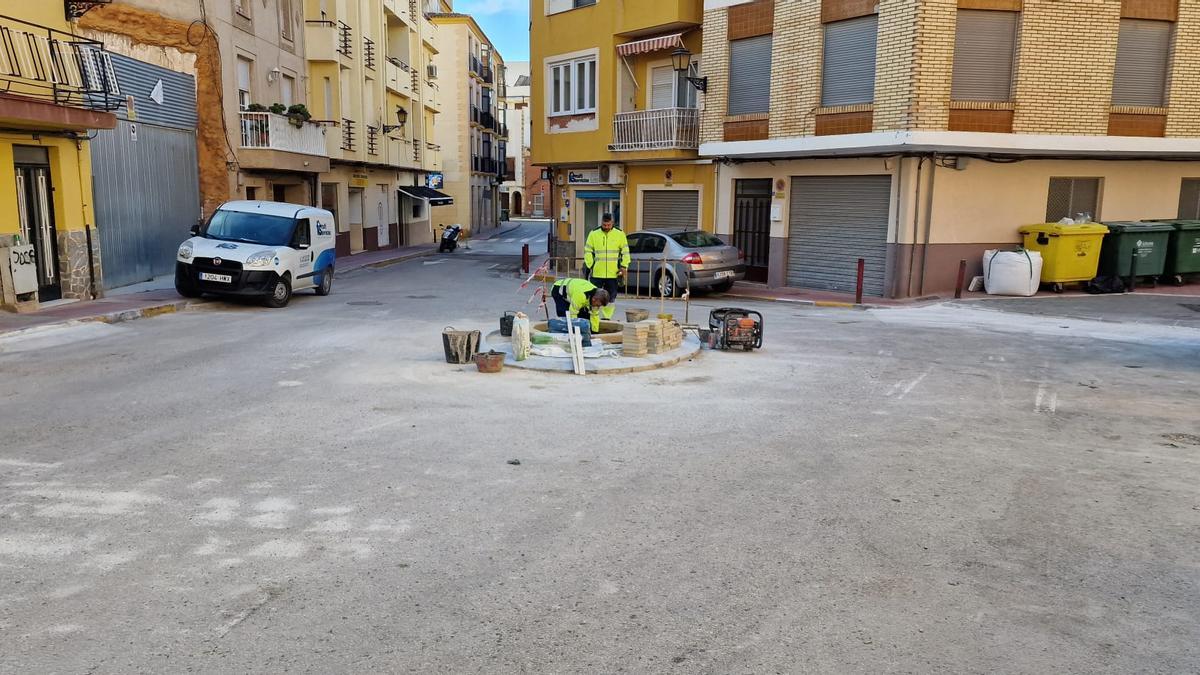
[821,15,878,107]
[1113,19,1171,107]
[642,190,699,232]
[787,176,891,295]
[728,35,772,115]
[951,10,1018,102]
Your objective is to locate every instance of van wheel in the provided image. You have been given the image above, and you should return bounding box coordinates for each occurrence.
[315,268,333,296]
[265,275,292,308]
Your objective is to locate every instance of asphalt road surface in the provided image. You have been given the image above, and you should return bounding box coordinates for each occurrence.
[1,252,1198,673]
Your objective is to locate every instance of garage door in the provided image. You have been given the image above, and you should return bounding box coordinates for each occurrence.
[787,175,891,296]
[642,190,699,232]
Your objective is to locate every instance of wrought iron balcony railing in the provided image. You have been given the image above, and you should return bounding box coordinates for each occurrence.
[337,21,352,57]
[341,118,356,151]
[0,14,121,111]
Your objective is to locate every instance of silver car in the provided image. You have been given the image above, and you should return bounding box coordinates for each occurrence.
[624,229,746,296]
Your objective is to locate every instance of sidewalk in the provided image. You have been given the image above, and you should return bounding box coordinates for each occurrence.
[0,290,194,338]
[336,243,437,273]
[720,282,939,309]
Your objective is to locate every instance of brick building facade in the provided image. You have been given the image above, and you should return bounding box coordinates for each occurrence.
[700,0,1200,297]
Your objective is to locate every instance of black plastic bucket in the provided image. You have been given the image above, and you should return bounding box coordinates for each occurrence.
[500,311,516,337]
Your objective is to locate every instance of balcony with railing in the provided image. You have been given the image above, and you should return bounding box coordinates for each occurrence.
[616,0,702,38]
[424,142,441,171]
[609,107,699,152]
[0,14,122,113]
[385,57,414,98]
[239,112,327,156]
[422,79,439,111]
[305,20,339,61]
[341,118,356,151]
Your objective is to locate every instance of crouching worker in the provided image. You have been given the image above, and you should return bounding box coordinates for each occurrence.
[550,278,610,342]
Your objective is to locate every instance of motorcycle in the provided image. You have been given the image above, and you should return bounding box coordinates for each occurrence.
[438,225,462,253]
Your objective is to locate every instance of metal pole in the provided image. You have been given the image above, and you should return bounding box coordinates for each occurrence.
[855,258,865,305]
[1128,248,1138,293]
[522,243,529,273]
[954,259,967,299]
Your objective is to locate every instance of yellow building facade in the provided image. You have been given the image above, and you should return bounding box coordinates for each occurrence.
[0,4,118,307]
[305,0,448,255]
[530,0,715,260]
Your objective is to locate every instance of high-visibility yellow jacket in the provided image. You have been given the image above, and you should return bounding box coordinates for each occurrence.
[584,228,631,279]
[553,278,601,332]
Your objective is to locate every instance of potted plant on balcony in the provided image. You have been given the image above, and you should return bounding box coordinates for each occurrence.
[246,103,269,112]
[286,104,312,128]
[269,103,287,115]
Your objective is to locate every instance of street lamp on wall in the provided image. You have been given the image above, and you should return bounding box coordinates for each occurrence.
[671,47,707,94]
[382,107,408,134]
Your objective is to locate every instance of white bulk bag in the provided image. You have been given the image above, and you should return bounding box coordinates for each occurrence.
[983,249,1043,297]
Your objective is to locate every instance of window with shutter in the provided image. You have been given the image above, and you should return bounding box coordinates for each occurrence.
[1046,178,1101,223]
[728,35,772,116]
[236,56,253,110]
[821,15,878,108]
[1113,19,1171,107]
[951,10,1018,102]
[650,66,674,110]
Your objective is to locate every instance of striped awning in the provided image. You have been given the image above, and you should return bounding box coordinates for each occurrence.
[616,33,685,57]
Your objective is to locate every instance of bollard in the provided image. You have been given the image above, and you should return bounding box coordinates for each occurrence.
[1128,249,1138,293]
[855,258,865,305]
[954,259,967,299]
[522,243,530,273]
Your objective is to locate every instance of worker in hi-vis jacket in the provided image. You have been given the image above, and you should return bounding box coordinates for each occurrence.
[583,213,630,321]
[551,277,610,334]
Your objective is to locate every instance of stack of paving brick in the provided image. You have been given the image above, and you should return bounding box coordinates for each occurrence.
[622,322,649,357]
[663,321,684,350]
[644,319,667,354]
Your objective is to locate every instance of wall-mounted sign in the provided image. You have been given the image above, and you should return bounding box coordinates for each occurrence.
[350,173,370,188]
[567,169,601,185]
[426,172,444,189]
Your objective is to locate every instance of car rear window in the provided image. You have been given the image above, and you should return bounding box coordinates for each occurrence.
[671,231,724,248]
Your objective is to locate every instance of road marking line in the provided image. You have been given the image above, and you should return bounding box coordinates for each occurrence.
[896,369,930,400]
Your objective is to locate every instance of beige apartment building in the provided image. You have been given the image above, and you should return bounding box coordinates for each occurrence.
[431,13,508,235]
[79,0,329,215]
[700,0,1200,297]
[306,0,449,255]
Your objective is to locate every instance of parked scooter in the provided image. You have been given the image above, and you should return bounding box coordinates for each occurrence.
[438,225,462,253]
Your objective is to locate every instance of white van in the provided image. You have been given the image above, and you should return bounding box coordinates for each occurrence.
[175,201,336,308]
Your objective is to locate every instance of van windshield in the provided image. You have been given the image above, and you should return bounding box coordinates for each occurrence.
[204,210,297,247]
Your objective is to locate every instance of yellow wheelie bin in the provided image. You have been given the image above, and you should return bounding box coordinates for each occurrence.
[1018,222,1109,292]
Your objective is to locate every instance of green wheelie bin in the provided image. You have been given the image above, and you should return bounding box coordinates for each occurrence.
[1152,220,1200,285]
[1097,221,1174,285]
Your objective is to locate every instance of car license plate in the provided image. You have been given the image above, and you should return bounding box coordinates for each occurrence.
[714,270,735,280]
[200,272,232,283]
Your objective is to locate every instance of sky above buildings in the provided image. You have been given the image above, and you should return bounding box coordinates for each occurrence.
[456,0,530,61]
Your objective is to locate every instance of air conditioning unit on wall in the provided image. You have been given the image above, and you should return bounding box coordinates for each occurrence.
[599,163,624,185]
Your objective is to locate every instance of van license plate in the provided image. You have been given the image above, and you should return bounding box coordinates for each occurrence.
[200,272,232,283]
[714,271,735,280]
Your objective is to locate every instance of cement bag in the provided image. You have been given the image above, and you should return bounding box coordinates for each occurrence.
[511,313,531,361]
[983,249,1043,297]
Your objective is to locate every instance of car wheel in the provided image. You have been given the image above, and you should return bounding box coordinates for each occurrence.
[315,267,334,296]
[657,270,677,298]
[713,280,734,294]
[265,275,292,308]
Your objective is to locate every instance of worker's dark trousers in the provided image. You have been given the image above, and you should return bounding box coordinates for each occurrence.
[551,286,570,317]
[591,276,620,319]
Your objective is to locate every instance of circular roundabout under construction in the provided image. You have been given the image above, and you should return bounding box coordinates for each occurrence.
[480,316,703,375]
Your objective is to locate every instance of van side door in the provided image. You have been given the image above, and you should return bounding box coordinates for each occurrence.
[291,218,315,287]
